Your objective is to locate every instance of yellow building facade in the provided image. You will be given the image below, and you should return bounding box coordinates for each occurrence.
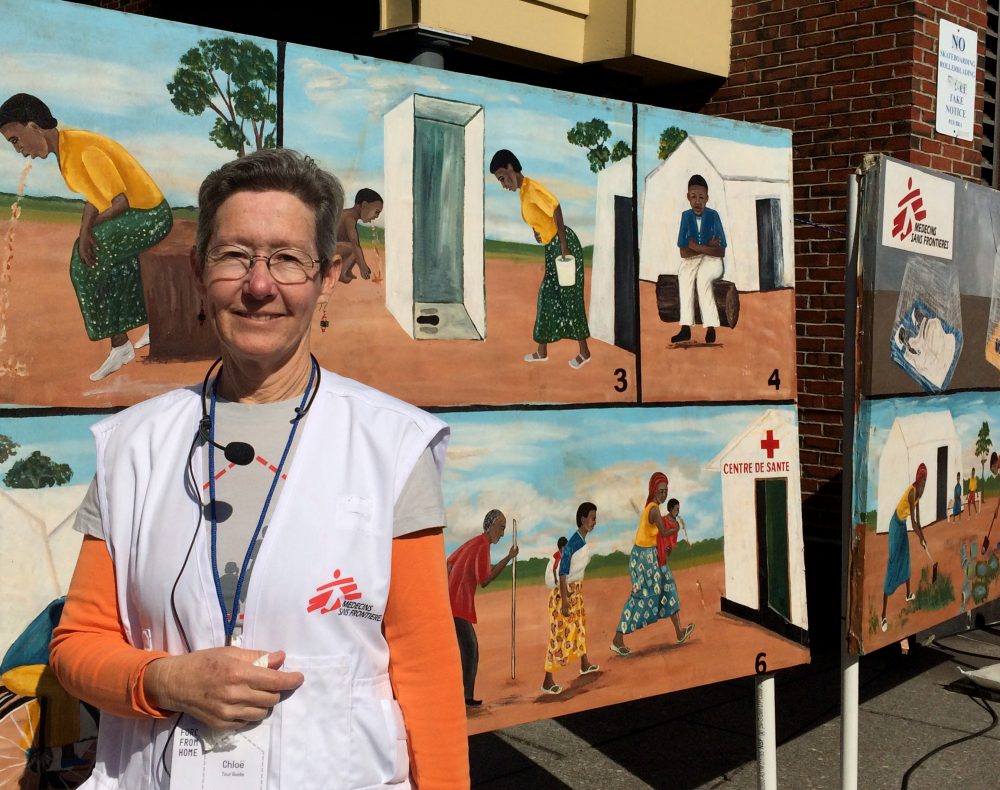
[379,0,731,83]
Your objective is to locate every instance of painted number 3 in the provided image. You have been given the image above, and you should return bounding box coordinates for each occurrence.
[613,368,628,392]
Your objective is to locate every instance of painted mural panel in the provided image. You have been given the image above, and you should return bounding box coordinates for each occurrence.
[0,0,277,408]
[0,403,811,736]
[0,1,808,780]
[857,156,996,396]
[282,45,637,408]
[848,156,1000,652]
[635,107,797,404]
[441,404,808,732]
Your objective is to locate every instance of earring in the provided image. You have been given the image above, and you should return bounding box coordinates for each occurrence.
[197,300,206,325]
[319,302,329,333]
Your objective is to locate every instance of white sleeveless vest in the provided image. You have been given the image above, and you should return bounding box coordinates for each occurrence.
[83,370,449,790]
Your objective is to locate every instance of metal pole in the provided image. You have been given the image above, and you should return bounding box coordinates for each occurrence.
[755,673,777,790]
[511,518,518,680]
[840,172,861,790]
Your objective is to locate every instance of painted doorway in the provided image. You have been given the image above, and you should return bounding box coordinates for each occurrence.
[936,445,948,522]
[756,198,784,292]
[414,118,464,307]
[613,195,637,353]
[755,477,791,621]
[383,94,485,340]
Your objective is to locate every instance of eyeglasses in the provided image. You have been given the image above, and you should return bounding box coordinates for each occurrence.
[204,245,323,284]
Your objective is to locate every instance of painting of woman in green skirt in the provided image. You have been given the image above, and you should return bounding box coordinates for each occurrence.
[490,149,591,368]
[0,93,172,381]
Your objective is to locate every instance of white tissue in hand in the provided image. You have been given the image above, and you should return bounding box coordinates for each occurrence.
[200,652,270,752]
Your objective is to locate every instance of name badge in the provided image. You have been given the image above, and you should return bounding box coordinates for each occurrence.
[170,718,270,789]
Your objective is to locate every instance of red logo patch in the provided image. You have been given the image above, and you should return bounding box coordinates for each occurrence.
[307,569,363,614]
[891,177,927,242]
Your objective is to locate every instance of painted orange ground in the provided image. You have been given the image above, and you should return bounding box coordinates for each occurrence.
[639,282,798,404]
[858,501,1000,653]
[0,218,636,408]
[463,561,810,735]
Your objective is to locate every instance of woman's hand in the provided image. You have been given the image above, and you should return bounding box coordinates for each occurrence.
[143,647,304,730]
[78,228,99,267]
[533,230,543,244]
[560,599,571,617]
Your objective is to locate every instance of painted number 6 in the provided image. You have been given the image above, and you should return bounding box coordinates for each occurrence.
[755,652,767,674]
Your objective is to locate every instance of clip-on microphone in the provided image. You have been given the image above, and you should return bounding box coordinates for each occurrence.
[198,416,255,466]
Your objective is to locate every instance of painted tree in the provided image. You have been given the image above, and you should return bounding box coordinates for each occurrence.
[167,37,277,158]
[976,421,993,483]
[0,434,17,464]
[567,119,632,173]
[3,450,71,489]
[658,126,688,160]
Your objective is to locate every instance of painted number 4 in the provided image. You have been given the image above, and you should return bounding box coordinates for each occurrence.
[768,369,781,391]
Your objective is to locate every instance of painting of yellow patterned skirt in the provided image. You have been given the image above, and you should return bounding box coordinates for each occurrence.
[544,581,587,672]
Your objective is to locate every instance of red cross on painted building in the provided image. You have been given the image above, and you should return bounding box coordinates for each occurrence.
[760,429,780,459]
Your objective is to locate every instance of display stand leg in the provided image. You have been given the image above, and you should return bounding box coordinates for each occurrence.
[755,672,777,790]
[840,649,859,790]
[840,171,861,790]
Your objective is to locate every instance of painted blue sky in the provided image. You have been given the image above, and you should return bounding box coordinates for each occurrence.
[283,46,792,247]
[861,390,1000,504]
[1,0,792,249]
[283,44,631,247]
[0,0,274,206]
[0,414,100,488]
[442,403,799,561]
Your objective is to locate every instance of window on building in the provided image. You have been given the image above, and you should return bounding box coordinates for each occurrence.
[983,1,999,188]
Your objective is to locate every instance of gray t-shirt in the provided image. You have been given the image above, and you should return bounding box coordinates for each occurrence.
[75,396,446,638]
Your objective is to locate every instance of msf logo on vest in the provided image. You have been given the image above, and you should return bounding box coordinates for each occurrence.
[307,569,383,622]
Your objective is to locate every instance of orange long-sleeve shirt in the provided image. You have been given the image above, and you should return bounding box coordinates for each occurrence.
[50,531,469,789]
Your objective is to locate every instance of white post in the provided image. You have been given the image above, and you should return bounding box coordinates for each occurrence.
[840,649,859,790]
[840,172,861,790]
[755,673,777,790]
[511,518,518,680]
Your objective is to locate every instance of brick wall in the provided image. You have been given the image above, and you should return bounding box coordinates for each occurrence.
[702,0,989,540]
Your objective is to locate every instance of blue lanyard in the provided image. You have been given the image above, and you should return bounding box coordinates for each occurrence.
[207,360,316,644]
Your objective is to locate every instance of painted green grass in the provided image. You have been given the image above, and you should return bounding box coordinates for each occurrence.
[3,197,592,259]
[1,193,85,224]
[483,238,595,266]
[0,193,197,224]
[487,537,724,591]
[907,567,955,612]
